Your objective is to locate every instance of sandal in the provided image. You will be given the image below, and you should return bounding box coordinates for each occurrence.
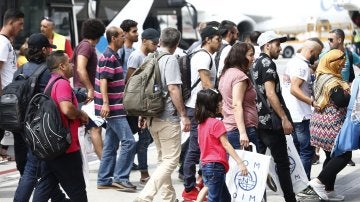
[139,177,150,187]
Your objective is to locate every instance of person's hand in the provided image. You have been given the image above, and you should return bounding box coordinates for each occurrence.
[85,89,94,104]
[180,116,191,132]
[312,100,321,111]
[79,110,89,125]
[239,133,249,148]
[238,162,248,176]
[138,116,147,128]
[100,103,110,118]
[282,118,293,135]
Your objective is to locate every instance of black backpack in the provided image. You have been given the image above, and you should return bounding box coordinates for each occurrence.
[0,64,47,132]
[24,77,71,160]
[178,49,213,102]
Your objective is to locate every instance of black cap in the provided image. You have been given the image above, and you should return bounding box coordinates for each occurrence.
[200,26,220,41]
[28,33,57,50]
[141,28,160,43]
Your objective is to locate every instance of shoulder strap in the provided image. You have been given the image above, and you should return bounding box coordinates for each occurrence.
[189,49,214,90]
[346,48,355,82]
[45,77,63,96]
[30,63,48,78]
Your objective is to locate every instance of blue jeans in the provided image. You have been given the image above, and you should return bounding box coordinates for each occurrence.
[32,151,87,202]
[227,127,260,151]
[183,107,201,191]
[137,128,153,171]
[202,162,231,202]
[14,151,66,202]
[292,120,314,180]
[97,117,136,185]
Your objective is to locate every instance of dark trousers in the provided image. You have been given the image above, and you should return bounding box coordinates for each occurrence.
[32,151,87,202]
[318,151,351,191]
[258,129,296,202]
[183,107,200,192]
[178,137,190,176]
[14,151,66,202]
[13,132,28,175]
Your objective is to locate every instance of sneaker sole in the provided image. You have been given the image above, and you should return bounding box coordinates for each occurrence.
[308,181,328,200]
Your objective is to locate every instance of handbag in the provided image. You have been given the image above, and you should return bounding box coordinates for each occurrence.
[226,144,270,202]
[266,135,308,195]
[331,77,360,157]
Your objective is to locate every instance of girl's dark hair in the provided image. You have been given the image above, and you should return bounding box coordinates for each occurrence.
[220,42,254,77]
[195,89,222,124]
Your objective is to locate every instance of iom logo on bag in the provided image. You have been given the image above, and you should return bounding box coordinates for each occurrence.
[234,171,257,191]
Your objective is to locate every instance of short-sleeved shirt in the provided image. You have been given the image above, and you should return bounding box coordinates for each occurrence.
[253,53,291,129]
[72,40,98,88]
[219,68,258,131]
[94,47,125,118]
[46,73,80,153]
[157,51,183,123]
[127,49,146,69]
[198,118,229,172]
[217,40,230,78]
[0,35,17,89]
[185,49,217,108]
[118,46,135,76]
[282,53,312,122]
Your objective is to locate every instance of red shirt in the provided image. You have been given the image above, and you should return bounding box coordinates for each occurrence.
[198,118,229,172]
[45,73,80,153]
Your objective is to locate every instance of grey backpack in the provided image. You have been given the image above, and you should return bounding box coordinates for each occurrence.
[123,52,170,117]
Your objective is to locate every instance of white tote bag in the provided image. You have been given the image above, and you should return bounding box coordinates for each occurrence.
[226,146,271,202]
[266,135,308,195]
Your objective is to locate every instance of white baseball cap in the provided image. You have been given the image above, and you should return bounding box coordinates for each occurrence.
[257,31,287,47]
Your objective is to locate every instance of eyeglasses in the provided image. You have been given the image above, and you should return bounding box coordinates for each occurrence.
[328,38,334,43]
[329,53,346,63]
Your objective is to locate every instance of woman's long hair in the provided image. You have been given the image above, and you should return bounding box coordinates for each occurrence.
[220,42,254,78]
[195,89,222,124]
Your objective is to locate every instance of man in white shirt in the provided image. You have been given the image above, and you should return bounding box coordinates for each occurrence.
[215,20,238,78]
[0,9,24,161]
[282,39,323,182]
[182,26,221,201]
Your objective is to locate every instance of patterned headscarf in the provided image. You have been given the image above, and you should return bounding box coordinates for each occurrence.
[314,49,349,110]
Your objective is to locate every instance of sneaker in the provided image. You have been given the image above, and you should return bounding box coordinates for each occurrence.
[308,178,328,200]
[97,184,120,190]
[348,159,356,166]
[326,191,345,201]
[182,187,199,201]
[297,186,317,197]
[113,181,137,192]
[139,177,150,187]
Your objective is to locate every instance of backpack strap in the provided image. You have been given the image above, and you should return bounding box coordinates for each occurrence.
[190,49,214,90]
[346,48,355,82]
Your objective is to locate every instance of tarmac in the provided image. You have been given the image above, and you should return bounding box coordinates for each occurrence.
[1,139,360,202]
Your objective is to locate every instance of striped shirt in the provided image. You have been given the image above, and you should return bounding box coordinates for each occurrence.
[94,47,125,118]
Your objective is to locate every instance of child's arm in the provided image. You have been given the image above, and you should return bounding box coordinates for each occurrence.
[196,186,208,202]
[219,134,248,176]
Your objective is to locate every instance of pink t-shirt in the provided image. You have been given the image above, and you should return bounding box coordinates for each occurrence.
[219,68,258,131]
[46,74,80,153]
[198,118,229,172]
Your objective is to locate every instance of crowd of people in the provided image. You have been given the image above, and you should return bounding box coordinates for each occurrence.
[1,7,360,202]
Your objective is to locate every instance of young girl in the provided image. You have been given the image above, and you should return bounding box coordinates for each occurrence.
[195,89,248,202]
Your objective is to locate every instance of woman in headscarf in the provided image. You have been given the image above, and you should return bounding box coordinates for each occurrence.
[308,49,351,201]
